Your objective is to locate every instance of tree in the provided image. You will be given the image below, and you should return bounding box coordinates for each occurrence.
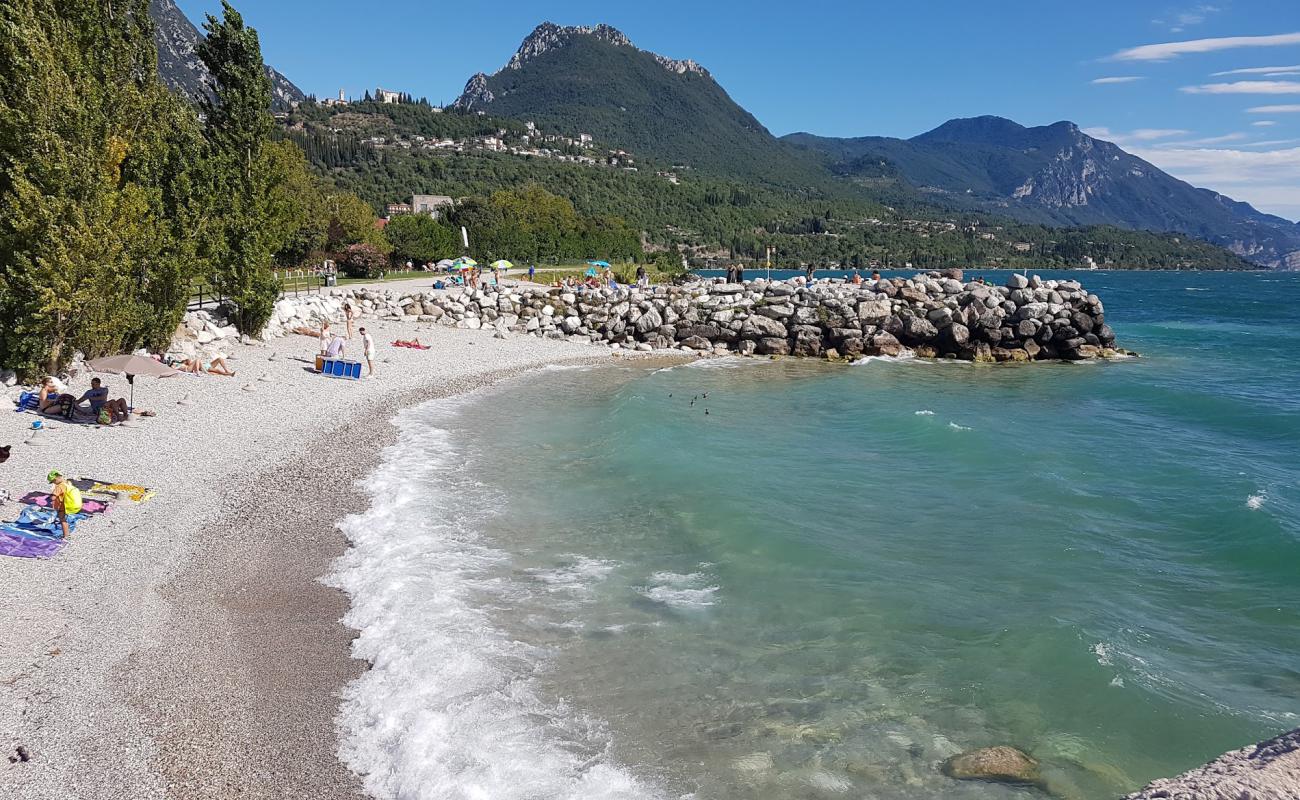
[323,191,389,253]
[384,214,457,265]
[0,0,204,376]
[196,1,291,336]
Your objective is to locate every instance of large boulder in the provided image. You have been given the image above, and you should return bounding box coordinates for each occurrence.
[901,315,938,342]
[1125,728,1300,800]
[755,337,790,356]
[943,746,1041,786]
[741,315,788,339]
[1006,273,1029,289]
[856,299,892,324]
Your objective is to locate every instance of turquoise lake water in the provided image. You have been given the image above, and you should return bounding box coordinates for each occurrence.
[333,271,1300,800]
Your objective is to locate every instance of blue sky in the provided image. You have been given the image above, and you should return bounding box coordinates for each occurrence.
[177,0,1300,220]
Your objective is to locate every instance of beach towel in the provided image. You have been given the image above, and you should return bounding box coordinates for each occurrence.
[16,505,87,533]
[20,492,111,515]
[14,391,39,412]
[71,478,155,502]
[0,529,64,559]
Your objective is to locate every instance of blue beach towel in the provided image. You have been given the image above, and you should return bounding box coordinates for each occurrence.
[14,391,39,412]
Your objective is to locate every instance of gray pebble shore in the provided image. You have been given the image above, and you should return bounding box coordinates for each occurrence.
[0,320,662,799]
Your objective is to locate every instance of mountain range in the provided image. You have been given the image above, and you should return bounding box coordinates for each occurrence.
[147,7,1298,269]
[149,0,304,112]
[784,118,1300,268]
[451,23,1298,268]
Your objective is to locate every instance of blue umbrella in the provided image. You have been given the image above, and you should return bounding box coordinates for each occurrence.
[584,267,599,277]
[587,260,611,269]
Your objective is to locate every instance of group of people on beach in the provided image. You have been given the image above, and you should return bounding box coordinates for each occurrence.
[316,303,376,376]
[35,376,131,425]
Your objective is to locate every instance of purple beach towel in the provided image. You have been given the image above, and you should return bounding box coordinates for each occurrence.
[0,528,65,559]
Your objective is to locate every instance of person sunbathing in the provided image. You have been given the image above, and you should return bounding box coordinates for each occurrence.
[37,377,68,414]
[173,355,236,377]
[392,338,427,349]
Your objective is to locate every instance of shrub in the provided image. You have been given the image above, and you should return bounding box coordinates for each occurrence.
[341,243,387,279]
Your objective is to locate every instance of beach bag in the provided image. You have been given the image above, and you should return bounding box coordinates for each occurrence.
[97,407,111,425]
[63,485,82,515]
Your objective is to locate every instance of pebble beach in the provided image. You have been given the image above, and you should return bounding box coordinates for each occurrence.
[0,314,653,799]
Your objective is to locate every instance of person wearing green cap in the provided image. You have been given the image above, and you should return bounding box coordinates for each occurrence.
[47,471,80,539]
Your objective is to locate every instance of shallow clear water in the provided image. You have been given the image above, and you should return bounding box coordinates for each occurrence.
[332,271,1300,800]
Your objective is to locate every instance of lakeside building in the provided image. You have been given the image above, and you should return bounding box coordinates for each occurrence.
[376,87,401,104]
[385,202,413,217]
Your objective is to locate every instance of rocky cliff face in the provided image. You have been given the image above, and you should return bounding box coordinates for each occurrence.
[149,0,305,111]
[499,21,708,77]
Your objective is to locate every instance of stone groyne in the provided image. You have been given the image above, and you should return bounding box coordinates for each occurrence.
[176,270,1124,362]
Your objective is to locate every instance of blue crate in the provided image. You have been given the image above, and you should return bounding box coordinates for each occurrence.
[320,357,362,381]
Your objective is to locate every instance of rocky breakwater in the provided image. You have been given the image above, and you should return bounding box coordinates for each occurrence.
[1123,727,1299,800]
[172,269,1122,363]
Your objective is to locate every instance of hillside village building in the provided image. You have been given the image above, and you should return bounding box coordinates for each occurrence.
[411,195,454,219]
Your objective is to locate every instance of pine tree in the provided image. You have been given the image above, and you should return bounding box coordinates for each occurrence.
[196,0,292,335]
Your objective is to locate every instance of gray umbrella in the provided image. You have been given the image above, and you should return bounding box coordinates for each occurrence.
[87,355,179,408]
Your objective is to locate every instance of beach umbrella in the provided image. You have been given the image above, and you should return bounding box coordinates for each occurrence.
[436,258,455,271]
[584,267,599,277]
[587,260,611,268]
[87,354,178,408]
[490,259,513,271]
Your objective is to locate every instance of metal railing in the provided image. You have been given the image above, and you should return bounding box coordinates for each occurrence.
[275,269,330,298]
[186,281,225,312]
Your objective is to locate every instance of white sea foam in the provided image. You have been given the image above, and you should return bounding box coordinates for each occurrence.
[914,410,935,416]
[528,555,619,599]
[1246,493,1266,510]
[638,571,720,609]
[947,422,972,431]
[1184,287,1209,292]
[1091,642,1114,667]
[327,397,660,800]
[851,351,916,366]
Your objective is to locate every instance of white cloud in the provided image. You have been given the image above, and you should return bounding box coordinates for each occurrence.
[1247,104,1300,113]
[1182,80,1300,94]
[1242,138,1300,147]
[1153,4,1222,33]
[1211,64,1300,76]
[1155,132,1249,147]
[1112,32,1300,62]
[1129,144,1300,220]
[1252,120,1278,126]
[1082,127,1191,146]
[1091,76,1144,84]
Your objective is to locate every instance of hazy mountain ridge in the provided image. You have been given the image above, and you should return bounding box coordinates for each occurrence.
[785,117,1300,268]
[149,0,305,112]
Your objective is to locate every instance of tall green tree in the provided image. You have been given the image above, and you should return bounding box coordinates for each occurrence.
[0,0,203,376]
[196,1,290,335]
[384,214,458,265]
